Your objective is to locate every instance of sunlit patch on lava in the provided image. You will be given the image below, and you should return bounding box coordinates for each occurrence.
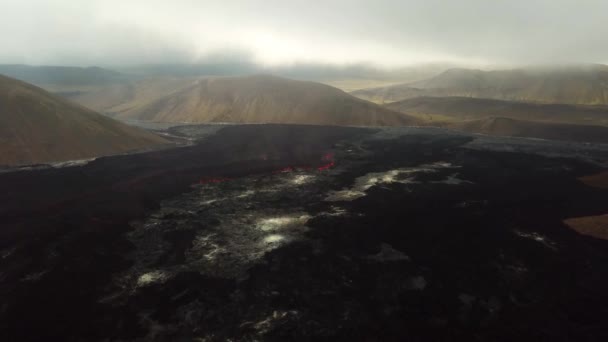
[325,162,468,202]
[513,230,557,250]
[182,210,311,278]
[236,190,256,198]
[123,151,339,283]
[263,234,286,244]
[242,310,301,336]
[291,174,314,185]
[137,270,168,287]
[256,215,311,232]
[318,205,350,217]
[325,168,417,202]
[200,199,219,206]
[325,189,367,202]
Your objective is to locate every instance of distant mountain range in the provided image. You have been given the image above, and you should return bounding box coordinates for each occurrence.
[0,74,167,166]
[352,65,608,105]
[3,63,608,147]
[70,75,419,126]
[386,96,608,126]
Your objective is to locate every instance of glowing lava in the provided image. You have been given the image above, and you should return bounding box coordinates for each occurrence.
[317,152,335,171]
[199,151,335,185]
[272,151,336,174]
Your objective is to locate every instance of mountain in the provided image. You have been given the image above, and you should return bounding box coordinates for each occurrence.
[0,64,127,87]
[0,74,168,166]
[109,75,418,126]
[446,117,608,144]
[386,96,608,126]
[62,77,195,114]
[352,65,608,105]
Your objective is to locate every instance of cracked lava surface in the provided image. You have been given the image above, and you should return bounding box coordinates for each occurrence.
[1,124,608,341]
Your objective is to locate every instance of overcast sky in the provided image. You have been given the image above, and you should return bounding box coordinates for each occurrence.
[1,0,607,67]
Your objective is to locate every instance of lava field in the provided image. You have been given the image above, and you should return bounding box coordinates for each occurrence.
[1,124,608,341]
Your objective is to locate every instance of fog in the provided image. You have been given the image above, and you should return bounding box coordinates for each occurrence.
[1,0,607,67]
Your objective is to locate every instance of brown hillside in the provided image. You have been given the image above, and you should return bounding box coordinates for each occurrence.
[564,215,608,240]
[352,65,608,105]
[63,78,196,114]
[0,74,168,166]
[579,171,608,189]
[386,96,608,126]
[446,117,608,144]
[111,75,418,126]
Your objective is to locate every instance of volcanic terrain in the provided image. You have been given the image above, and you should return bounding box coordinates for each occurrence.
[1,124,607,341]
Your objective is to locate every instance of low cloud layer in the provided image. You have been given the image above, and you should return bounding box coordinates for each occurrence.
[2,0,607,67]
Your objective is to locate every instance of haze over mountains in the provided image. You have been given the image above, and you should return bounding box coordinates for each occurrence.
[109,75,417,126]
[3,63,608,152]
[0,65,126,88]
[42,72,417,126]
[352,65,608,105]
[0,74,167,166]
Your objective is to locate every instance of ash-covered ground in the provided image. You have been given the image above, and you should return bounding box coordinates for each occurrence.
[1,124,608,341]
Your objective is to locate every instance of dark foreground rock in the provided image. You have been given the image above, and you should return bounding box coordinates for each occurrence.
[1,124,607,341]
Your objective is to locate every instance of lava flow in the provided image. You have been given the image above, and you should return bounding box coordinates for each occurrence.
[198,177,231,185]
[317,152,335,171]
[273,151,336,173]
[199,151,336,183]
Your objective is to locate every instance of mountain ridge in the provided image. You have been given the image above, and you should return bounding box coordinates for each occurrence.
[352,64,608,105]
[112,74,419,126]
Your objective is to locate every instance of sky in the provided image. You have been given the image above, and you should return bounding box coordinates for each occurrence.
[1,0,607,68]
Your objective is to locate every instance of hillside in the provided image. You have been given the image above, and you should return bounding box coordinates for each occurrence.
[62,77,195,114]
[112,75,418,126]
[386,96,608,126]
[352,65,608,105]
[0,74,168,166]
[446,117,608,144]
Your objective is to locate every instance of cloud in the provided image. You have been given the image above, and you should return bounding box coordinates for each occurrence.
[1,0,607,67]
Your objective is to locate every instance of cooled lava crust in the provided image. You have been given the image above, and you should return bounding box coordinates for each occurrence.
[1,124,607,341]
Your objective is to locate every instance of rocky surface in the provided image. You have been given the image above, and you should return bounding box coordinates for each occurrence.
[1,124,607,341]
